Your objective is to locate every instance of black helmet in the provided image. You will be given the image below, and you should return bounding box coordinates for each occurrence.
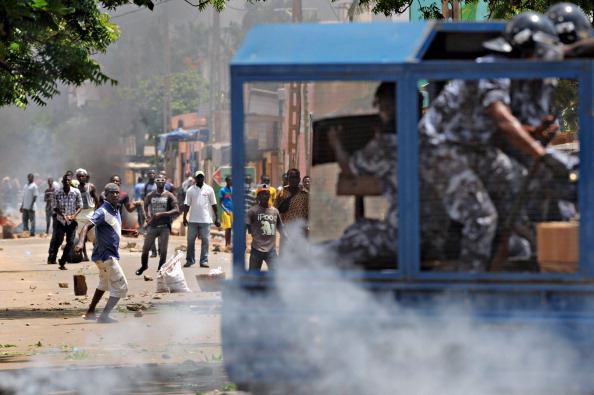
[484,12,560,59]
[546,2,592,44]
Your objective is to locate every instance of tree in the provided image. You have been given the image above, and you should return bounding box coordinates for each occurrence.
[0,0,155,108]
[124,69,209,136]
[353,0,593,19]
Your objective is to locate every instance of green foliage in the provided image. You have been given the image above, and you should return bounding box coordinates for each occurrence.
[0,0,123,107]
[65,349,90,360]
[351,0,594,19]
[218,383,237,391]
[418,3,443,19]
[552,79,579,135]
[123,69,209,137]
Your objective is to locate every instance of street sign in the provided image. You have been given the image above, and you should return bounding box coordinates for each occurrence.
[212,167,222,186]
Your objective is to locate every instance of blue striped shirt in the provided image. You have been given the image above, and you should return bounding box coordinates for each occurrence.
[90,202,121,262]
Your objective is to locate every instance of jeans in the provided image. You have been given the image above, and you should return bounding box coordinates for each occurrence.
[47,214,58,256]
[248,248,277,271]
[141,226,170,270]
[136,206,145,230]
[45,209,53,233]
[186,222,211,266]
[48,220,77,266]
[22,209,35,236]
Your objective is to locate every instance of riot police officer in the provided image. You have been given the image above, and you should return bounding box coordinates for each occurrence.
[419,12,568,272]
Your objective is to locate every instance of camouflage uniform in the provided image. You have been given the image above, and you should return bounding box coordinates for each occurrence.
[328,132,397,264]
[419,73,520,272]
[504,78,578,231]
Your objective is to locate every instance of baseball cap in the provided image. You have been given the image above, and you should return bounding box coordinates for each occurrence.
[75,168,88,176]
[256,184,270,195]
[194,171,205,177]
[104,183,120,193]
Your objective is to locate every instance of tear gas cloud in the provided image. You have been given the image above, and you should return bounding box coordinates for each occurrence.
[0,231,590,394]
[221,223,593,394]
[0,307,221,394]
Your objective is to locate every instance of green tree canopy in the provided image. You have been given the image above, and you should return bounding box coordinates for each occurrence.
[354,0,593,19]
[0,0,219,108]
[124,69,209,136]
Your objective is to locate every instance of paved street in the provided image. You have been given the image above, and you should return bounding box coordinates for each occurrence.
[0,231,244,394]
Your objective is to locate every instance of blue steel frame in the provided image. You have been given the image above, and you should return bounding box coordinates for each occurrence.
[229,21,594,290]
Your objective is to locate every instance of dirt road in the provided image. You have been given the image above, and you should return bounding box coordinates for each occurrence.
[0,232,243,394]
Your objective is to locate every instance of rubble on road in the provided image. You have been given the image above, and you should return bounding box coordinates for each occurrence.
[17,231,30,239]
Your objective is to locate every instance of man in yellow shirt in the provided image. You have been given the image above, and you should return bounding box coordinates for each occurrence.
[261,175,276,207]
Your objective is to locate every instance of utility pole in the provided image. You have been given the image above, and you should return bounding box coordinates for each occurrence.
[286,0,302,170]
[292,0,302,22]
[161,3,172,173]
[206,6,220,179]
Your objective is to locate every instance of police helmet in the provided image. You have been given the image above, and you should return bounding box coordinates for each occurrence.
[546,2,592,44]
[484,12,560,59]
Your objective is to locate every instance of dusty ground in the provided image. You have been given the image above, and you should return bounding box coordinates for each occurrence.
[0,231,245,394]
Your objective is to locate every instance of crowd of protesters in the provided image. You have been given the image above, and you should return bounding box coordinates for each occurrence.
[1,168,312,277]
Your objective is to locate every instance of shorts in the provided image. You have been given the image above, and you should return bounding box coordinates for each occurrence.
[222,211,233,230]
[95,257,128,298]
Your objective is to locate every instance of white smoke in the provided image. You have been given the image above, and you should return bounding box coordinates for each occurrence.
[222,222,591,394]
[0,306,222,394]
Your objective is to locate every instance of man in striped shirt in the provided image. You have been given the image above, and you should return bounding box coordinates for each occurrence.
[76,183,128,324]
[47,174,82,269]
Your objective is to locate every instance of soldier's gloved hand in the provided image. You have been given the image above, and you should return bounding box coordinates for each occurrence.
[541,153,570,181]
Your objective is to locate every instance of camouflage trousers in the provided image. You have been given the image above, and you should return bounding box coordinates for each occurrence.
[420,143,518,271]
[326,218,397,266]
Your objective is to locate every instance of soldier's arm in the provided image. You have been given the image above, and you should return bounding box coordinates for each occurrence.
[564,38,594,58]
[486,101,546,159]
[327,126,356,178]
